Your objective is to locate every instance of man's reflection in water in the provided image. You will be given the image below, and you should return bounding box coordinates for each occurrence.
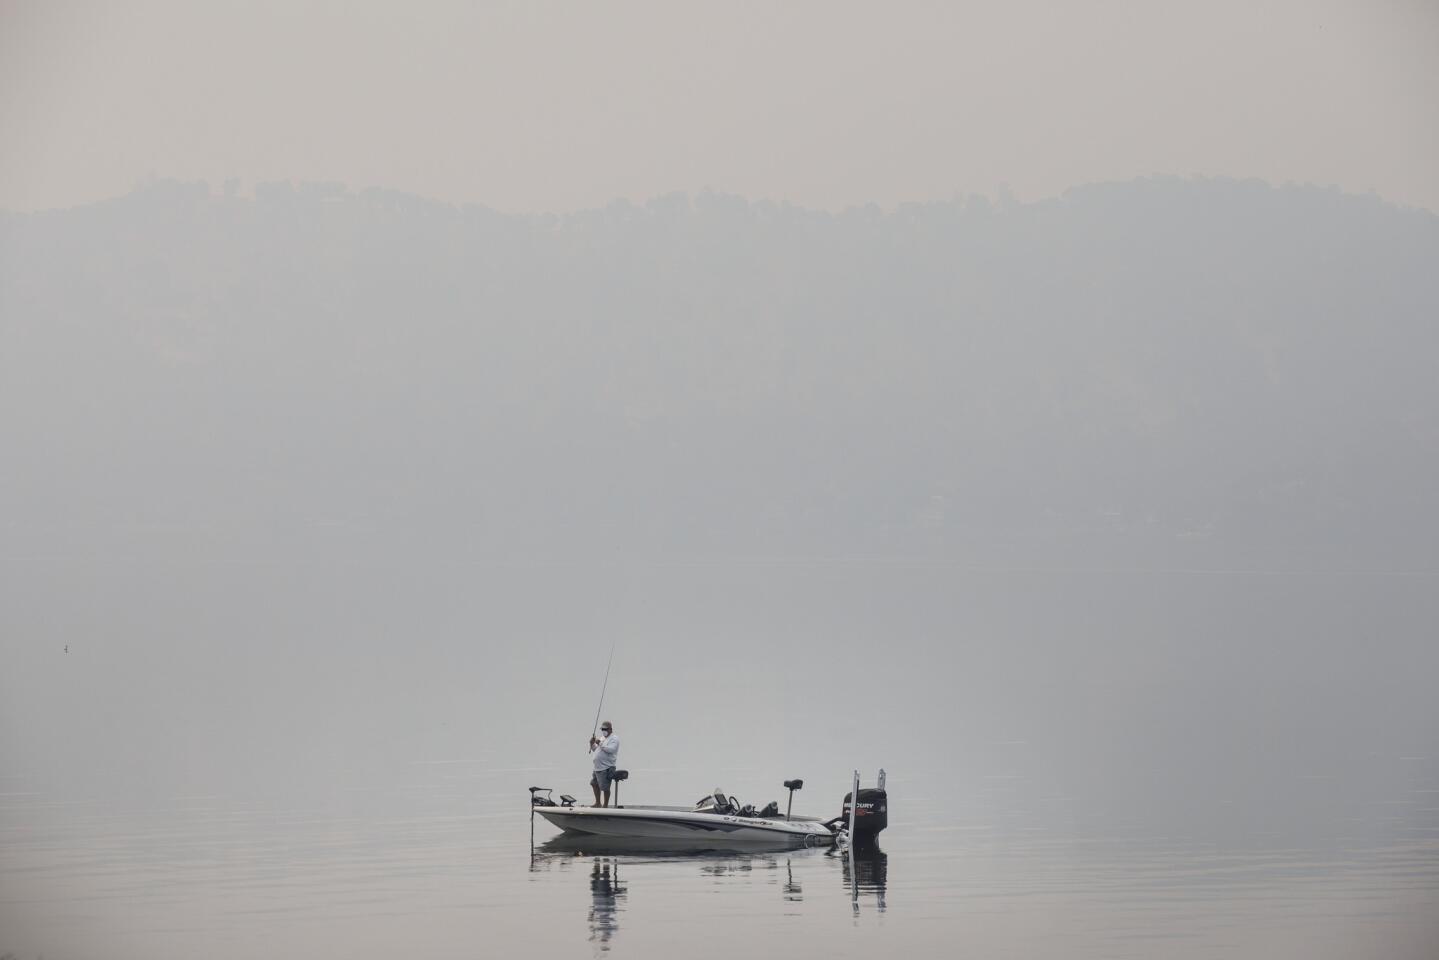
[588,859,626,950]
[838,845,888,913]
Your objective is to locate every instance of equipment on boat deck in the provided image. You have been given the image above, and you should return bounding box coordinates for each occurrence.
[783,779,803,820]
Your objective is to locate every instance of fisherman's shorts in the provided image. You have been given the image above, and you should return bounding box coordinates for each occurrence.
[591,767,615,791]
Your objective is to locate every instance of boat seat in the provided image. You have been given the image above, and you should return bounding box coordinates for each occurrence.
[611,769,629,782]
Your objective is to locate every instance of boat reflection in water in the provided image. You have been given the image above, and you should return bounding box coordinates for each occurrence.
[530,833,889,950]
[529,838,634,951]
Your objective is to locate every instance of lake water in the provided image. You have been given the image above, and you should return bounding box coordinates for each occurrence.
[3,782,1437,959]
[3,561,1438,956]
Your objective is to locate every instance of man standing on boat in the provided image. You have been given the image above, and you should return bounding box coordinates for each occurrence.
[589,721,620,807]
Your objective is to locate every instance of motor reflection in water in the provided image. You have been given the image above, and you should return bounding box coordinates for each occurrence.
[530,833,889,950]
[835,843,888,914]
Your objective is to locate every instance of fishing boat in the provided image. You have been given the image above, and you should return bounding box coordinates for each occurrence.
[530,772,887,846]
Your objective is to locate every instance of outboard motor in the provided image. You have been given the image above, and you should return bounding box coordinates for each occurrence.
[840,769,888,843]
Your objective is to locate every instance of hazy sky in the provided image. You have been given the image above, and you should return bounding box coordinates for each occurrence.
[2,0,1436,214]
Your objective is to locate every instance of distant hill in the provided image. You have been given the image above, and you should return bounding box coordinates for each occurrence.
[2,177,1436,568]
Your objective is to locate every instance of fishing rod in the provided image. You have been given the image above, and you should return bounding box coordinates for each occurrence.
[590,639,617,747]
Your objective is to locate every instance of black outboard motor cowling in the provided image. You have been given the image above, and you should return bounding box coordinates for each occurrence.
[841,787,888,841]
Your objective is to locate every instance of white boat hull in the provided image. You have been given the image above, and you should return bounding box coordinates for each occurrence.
[534,805,835,844]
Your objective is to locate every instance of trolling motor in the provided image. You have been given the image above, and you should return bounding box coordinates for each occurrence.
[783,779,804,820]
[529,787,575,808]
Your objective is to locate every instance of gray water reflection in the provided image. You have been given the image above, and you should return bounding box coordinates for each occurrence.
[530,832,891,952]
[3,792,1438,959]
[839,845,888,913]
[586,860,625,950]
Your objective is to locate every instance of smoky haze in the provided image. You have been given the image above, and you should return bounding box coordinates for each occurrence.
[2,177,1437,569]
[2,0,1438,214]
[5,5,1439,956]
[1,177,1436,852]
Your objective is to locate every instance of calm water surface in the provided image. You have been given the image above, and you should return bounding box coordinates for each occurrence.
[4,781,1437,959]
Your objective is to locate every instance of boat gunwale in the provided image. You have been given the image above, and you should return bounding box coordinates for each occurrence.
[539,803,826,824]
[533,805,836,840]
